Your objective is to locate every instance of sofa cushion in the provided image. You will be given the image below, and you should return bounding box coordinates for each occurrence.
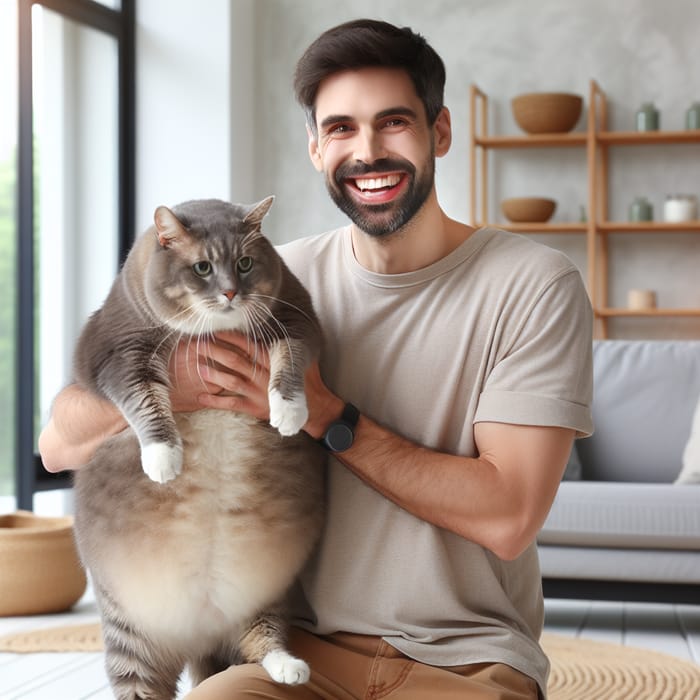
[677,391,700,484]
[538,545,700,583]
[539,481,700,549]
[578,340,700,482]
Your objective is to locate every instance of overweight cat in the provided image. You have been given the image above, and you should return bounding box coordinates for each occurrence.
[71,197,325,700]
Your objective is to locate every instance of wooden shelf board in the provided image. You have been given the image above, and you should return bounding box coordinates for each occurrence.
[598,221,700,232]
[598,130,700,145]
[485,222,587,233]
[597,308,700,318]
[473,133,587,148]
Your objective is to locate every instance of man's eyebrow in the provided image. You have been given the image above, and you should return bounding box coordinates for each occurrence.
[376,106,418,120]
[319,114,354,130]
[319,106,419,130]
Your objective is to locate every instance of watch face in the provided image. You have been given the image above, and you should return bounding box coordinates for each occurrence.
[327,422,354,452]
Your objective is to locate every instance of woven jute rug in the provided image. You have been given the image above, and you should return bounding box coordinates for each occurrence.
[540,632,700,699]
[0,622,103,653]
[1,625,699,699]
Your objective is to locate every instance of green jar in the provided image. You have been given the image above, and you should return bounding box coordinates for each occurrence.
[636,102,659,131]
[687,102,700,130]
[629,196,653,222]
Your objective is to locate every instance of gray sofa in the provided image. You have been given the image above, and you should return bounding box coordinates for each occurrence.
[538,339,700,604]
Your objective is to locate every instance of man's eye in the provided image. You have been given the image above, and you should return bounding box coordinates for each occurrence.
[193,261,212,277]
[329,124,352,135]
[383,118,407,128]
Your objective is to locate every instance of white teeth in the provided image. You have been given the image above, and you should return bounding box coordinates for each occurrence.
[355,175,401,191]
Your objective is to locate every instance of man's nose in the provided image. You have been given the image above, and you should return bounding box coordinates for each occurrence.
[353,128,387,164]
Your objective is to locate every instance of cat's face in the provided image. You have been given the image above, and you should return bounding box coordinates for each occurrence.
[145,197,283,336]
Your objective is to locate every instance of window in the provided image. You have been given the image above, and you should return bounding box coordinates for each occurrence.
[14,0,135,510]
[0,1,18,508]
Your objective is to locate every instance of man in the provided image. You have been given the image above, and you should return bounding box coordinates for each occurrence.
[40,19,593,700]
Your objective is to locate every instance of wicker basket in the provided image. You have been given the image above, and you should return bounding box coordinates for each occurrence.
[0,510,87,616]
[511,92,583,134]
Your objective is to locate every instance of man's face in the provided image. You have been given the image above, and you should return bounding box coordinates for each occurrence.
[308,67,444,238]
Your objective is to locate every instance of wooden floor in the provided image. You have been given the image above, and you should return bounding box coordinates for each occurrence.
[1,593,698,699]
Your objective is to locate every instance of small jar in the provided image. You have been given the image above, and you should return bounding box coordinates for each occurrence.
[663,194,698,222]
[628,196,653,222]
[636,102,659,131]
[627,289,657,310]
[687,102,700,130]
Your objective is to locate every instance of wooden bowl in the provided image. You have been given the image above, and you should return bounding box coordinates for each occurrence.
[501,197,556,223]
[511,92,583,134]
[0,510,87,616]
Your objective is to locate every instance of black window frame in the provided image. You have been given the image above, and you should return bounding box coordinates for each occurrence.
[16,0,135,508]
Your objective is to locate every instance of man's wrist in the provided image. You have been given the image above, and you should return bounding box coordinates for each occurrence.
[318,403,360,453]
[304,395,346,440]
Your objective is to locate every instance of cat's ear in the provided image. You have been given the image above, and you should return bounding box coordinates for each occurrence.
[153,206,184,248]
[242,196,275,229]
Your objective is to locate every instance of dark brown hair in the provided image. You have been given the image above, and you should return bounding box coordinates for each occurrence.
[293,19,446,134]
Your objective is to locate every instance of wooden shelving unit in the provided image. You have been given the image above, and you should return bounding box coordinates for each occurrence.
[469,80,700,338]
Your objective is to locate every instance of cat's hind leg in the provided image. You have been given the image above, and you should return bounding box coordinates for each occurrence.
[98,588,185,700]
[238,610,310,685]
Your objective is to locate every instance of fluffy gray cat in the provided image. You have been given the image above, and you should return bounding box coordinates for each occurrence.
[71,197,325,699]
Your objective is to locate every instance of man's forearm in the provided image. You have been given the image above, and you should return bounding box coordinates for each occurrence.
[333,412,573,561]
[38,383,127,472]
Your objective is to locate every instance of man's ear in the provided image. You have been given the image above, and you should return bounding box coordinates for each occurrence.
[307,123,324,172]
[433,107,452,158]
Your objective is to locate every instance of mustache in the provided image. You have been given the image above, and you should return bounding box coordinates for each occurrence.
[335,158,415,184]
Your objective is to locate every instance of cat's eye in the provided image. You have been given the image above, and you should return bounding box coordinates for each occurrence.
[237,256,254,274]
[193,261,212,277]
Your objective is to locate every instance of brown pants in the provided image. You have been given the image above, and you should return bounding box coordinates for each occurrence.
[185,628,540,700]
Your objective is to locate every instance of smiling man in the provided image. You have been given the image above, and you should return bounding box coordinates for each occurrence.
[40,18,593,700]
[183,19,594,700]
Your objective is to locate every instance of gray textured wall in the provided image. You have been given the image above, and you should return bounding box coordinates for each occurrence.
[247,0,700,338]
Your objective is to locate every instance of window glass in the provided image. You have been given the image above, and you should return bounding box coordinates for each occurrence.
[32,6,119,441]
[0,0,18,505]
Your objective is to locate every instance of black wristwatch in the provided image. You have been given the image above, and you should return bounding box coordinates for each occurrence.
[319,403,360,453]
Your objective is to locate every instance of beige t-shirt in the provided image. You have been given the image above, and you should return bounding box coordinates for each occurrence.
[278,226,594,696]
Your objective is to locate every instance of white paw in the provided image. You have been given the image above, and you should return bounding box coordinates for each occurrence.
[268,389,308,436]
[141,442,182,483]
[261,649,310,685]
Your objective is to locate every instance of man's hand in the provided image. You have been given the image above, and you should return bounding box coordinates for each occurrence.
[185,331,273,422]
[192,332,344,437]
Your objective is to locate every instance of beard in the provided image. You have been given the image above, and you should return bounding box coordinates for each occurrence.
[325,152,435,238]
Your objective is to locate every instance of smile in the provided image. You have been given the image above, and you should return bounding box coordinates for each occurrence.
[354,174,402,192]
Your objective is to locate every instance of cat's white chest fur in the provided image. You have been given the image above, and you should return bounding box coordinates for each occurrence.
[101,410,319,652]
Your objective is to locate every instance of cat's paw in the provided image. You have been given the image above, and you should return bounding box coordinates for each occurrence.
[268,389,308,436]
[141,442,183,483]
[261,649,310,685]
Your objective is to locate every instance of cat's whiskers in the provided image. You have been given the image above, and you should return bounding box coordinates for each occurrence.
[139,301,202,333]
[244,301,281,349]
[185,315,217,391]
[150,299,209,366]
[244,300,296,373]
[163,304,218,395]
[238,305,269,380]
[248,294,317,326]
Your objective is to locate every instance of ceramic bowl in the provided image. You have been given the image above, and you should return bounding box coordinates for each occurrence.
[511,92,583,134]
[501,197,556,223]
[0,510,87,616]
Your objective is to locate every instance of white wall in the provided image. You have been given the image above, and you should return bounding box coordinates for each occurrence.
[135,0,235,231]
[136,0,700,338]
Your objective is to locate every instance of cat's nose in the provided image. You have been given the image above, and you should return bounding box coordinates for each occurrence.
[223,289,236,300]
